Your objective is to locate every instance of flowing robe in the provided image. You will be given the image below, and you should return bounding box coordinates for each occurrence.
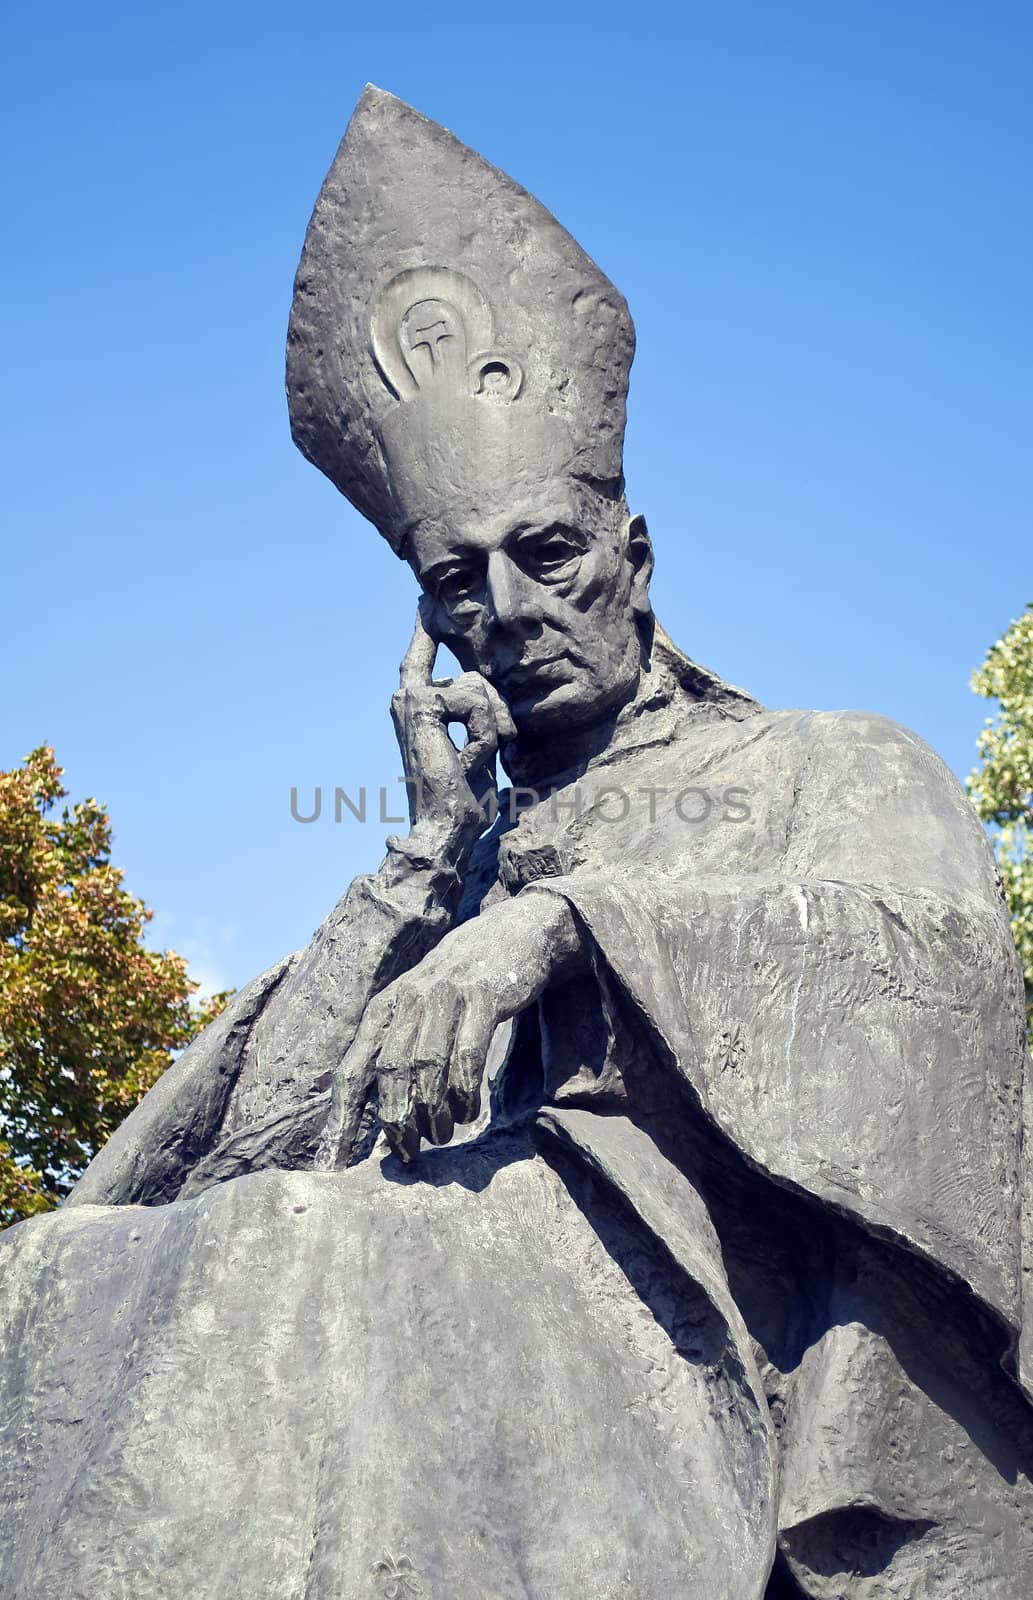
[3,676,1032,1597]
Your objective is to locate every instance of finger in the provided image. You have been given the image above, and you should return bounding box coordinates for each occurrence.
[481,677,517,742]
[451,675,517,755]
[415,1096,454,1148]
[449,1003,495,1125]
[384,1113,422,1166]
[315,1005,388,1169]
[315,1071,377,1172]
[437,671,516,742]
[468,760,500,820]
[376,1011,424,1165]
[399,602,439,690]
[412,996,460,1146]
[399,673,499,740]
[432,674,500,776]
[375,1009,420,1125]
[321,979,394,1158]
[431,673,486,716]
[458,697,498,778]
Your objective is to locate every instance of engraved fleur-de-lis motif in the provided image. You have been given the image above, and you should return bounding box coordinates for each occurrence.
[371,1550,423,1598]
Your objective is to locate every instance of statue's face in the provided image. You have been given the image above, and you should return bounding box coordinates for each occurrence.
[407,484,652,735]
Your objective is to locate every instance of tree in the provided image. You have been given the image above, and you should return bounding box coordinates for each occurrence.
[0,747,232,1227]
[968,604,1033,1038]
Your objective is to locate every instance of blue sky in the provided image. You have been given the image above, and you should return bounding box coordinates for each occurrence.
[3,2,1030,995]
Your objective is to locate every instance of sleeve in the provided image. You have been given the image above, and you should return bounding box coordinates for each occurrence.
[526,712,1028,1337]
[68,860,460,1208]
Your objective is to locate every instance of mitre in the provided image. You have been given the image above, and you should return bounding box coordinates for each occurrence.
[286,86,635,553]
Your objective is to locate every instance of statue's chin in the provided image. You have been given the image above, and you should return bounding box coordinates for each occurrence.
[506,672,640,742]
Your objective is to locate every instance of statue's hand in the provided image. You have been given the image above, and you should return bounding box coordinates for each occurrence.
[316,891,583,1168]
[390,599,515,873]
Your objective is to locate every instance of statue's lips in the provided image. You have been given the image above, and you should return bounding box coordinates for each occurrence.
[497,654,572,695]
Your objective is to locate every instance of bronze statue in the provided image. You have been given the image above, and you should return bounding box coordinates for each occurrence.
[2,88,1031,1599]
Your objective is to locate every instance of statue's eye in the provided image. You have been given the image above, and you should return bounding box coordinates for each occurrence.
[437,569,479,605]
[525,527,581,574]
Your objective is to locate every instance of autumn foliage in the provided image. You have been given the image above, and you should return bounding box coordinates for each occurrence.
[0,747,231,1226]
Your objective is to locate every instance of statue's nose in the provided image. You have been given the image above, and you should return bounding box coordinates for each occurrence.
[485,551,539,636]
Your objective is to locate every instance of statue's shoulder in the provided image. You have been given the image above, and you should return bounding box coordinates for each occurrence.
[756,703,928,744]
[661,698,963,824]
[750,705,953,784]
[740,706,996,895]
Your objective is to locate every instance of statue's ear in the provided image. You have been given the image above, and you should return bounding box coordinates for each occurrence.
[627,513,654,618]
